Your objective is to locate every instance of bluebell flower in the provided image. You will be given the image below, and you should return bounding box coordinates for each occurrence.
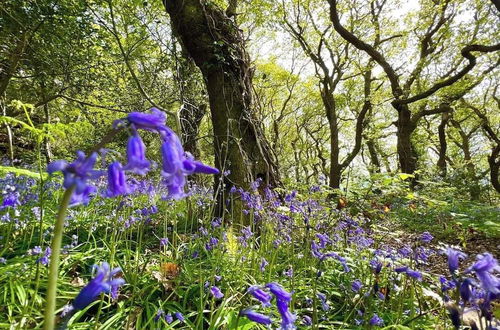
[160,238,168,247]
[466,253,500,294]
[0,192,20,210]
[317,292,329,311]
[266,282,292,302]
[70,185,96,206]
[154,309,165,322]
[443,247,467,274]
[125,108,166,131]
[276,298,297,329]
[351,279,362,292]
[165,313,173,324]
[460,278,473,302]
[394,266,408,273]
[370,259,383,274]
[71,262,125,311]
[248,285,272,307]
[124,133,150,175]
[36,247,51,266]
[284,266,293,278]
[405,268,423,281]
[302,315,312,326]
[29,246,42,255]
[0,257,6,264]
[420,231,434,243]
[266,282,296,329]
[160,127,219,199]
[106,162,129,197]
[47,151,102,194]
[239,309,272,325]
[260,258,269,272]
[369,314,384,327]
[175,312,184,322]
[210,286,224,299]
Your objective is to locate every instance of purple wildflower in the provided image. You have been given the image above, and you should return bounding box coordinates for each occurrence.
[420,231,434,243]
[124,133,150,175]
[466,253,500,294]
[154,309,165,322]
[47,151,102,194]
[443,247,467,274]
[302,315,312,326]
[248,286,272,307]
[239,309,272,325]
[369,314,384,327]
[351,279,362,292]
[406,269,423,281]
[72,262,125,311]
[175,312,184,322]
[260,258,269,272]
[106,162,129,197]
[125,108,166,131]
[210,286,224,299]
[317,292,329,311]
[36,247,51,266]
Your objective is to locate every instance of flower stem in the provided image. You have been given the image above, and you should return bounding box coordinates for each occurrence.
[43,185,75,330]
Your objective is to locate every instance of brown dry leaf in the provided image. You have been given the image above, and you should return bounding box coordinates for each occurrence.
[151,262,181,290]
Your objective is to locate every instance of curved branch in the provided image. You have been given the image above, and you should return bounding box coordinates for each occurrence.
[328,0,403,98]
[398,43,500,105]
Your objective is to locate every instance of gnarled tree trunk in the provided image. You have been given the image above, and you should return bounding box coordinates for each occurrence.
[163,0,280,220]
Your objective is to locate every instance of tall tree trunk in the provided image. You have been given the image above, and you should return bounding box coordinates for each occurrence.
[396,105,418,175]
[437,112,450,177]
[488,144,500,194]
[163,0,280,220]
[173,39,207,159]
[1,94,14,165]
[365,138,381,174]
[180,103,206,158]
[321,83,341,190]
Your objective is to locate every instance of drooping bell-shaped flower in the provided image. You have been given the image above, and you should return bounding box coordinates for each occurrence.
[210,286,224,299]
[159,126,219,198]
[248,285,272,307]
[48,151,102,194]
[106,162,129,198]
[443,247,467,275]
[70,185,96,207]
[467,253,500,294]
[266,282,296,329]
[124,133,150,175]
[125,107,166,131]
[72,262,125,311]
[239,309,272,325]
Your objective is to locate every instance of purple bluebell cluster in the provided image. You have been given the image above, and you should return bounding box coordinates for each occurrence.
[47,108,219,205]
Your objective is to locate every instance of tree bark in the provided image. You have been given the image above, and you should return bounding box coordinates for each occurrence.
[365,138,381,174]
[321,83,341,189]
[488,144,500,194]
[162,0,280,219]
[395,104,418,175]
[437,112,450,177]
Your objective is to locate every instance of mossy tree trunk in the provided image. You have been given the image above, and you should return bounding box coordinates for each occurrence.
[163,0,280,220]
